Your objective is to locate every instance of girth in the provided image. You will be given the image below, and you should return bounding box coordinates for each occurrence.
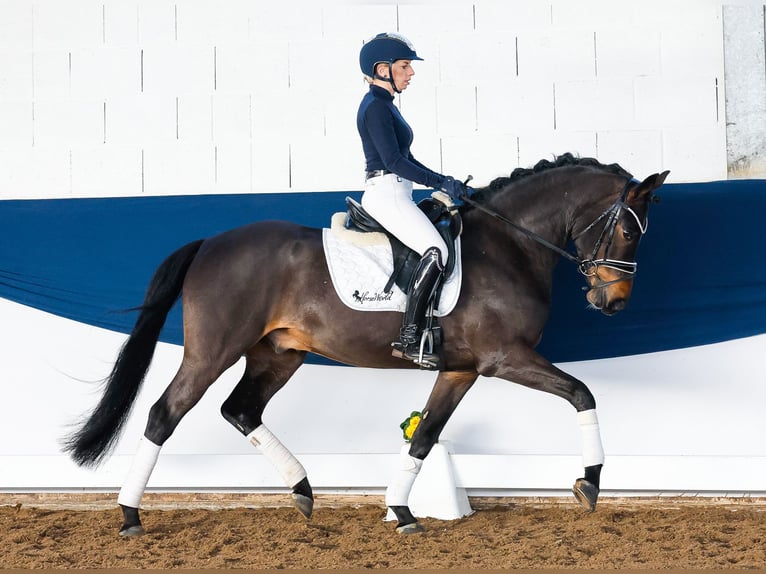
[343,196,462,293]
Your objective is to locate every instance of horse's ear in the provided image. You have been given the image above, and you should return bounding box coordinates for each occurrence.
[628,170,670,203]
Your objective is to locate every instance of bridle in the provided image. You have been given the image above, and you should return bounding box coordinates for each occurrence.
[460,178,647,291]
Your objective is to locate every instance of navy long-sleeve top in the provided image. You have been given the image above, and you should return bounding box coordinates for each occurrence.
[357,85,445,189]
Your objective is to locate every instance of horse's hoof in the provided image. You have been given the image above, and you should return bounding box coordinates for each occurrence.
[395,521,425,534]
[572,477,599,512]
[292,493,313,519]
[119,524,146,537]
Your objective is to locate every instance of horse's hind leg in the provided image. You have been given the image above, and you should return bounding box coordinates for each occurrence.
[220,343,311,518]
[117,352,241,536]
[387,370,478,533]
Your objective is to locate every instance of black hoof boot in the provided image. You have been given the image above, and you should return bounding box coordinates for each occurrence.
[119,504,145,537]
[389,505,425,534]
[292,477,314,519]
[572,479,599,512]
[573,463,601,512]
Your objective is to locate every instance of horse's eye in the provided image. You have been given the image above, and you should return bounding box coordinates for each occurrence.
[622,229,635,241]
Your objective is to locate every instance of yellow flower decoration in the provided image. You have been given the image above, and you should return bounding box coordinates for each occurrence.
[400,411,422,442]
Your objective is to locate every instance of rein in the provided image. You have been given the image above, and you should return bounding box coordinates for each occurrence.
[461,178,642,290]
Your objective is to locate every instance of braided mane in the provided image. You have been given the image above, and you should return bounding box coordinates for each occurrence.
[473,153,632,200]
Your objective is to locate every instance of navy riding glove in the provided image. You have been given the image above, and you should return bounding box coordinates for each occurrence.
[440,176,467,202]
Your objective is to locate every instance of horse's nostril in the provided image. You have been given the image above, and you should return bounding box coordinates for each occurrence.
[610,299,627,313]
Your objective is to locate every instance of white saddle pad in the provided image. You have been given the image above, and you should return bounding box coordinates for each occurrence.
[322,213,462,315]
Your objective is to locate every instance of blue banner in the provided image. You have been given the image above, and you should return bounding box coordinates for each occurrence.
[1,180,765,363]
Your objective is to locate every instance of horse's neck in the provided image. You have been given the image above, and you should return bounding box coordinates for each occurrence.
[488,178,571,244]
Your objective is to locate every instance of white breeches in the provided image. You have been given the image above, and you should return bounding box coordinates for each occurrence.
[362,174,449,266]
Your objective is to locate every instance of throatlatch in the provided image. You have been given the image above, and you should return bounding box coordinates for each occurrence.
[391,246,444,369]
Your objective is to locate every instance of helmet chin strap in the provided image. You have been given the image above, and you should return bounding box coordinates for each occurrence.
[374,63,401,94]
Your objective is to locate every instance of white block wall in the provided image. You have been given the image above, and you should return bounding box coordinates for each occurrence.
[0,0,736,200]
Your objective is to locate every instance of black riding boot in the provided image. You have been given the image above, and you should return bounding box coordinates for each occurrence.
[391,247,444,369]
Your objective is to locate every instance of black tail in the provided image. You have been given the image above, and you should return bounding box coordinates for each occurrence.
[63,239,205,467]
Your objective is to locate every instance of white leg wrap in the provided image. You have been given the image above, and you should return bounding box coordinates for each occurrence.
[117,436,161,508]
[577,409,605,467]
[247,425,307,488]
[385,451,424,507]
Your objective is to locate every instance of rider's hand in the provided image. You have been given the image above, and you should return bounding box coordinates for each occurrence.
[440,176,467,201]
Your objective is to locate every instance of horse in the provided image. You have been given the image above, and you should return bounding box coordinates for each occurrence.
[64,153,669,536]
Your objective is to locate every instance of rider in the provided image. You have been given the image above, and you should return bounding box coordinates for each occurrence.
[357,32,467,367]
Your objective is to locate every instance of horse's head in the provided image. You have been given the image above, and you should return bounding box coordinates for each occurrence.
[572,170,670,315]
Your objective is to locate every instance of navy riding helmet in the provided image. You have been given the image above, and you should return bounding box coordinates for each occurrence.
[359,32,423,93]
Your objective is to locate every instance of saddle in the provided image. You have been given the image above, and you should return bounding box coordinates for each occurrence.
[343,193,462,294]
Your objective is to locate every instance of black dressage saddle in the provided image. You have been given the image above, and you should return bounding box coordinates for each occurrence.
[343,196,462,294]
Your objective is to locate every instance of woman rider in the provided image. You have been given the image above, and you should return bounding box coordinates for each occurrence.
[357,32,467,368]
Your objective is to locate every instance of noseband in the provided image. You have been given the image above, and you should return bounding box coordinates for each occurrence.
[461,178,645,291]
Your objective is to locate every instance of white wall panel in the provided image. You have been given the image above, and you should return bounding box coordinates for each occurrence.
[143,142,215,195]
[212,94,250,141]
[175,0,250,45]
[288,38,357,91]
[250,2,323,41]
[32,0,103,50]
[71,144,142,197]
[215,142,251,195]
[596,29,661,77]
[0,3,746,192]
[103,1,139,47]
[251,137,289,192]
[280,87,326,138]
[517,30,595,80]
[33,99,104,146]
[32,50,70,98]
[635,77,718,129]
[142,45,214,95]
[596,130,663,179]
[436,84,476,136]
[478,78,553,133]
[0,0,32,49]
[0,101,32,147]
[518,130,597,169]
[398,3,475,35]
[662,126,727,182]
[0,50,32,99]
[0,146,69,198]
[137,0,175,45]
[70,48,141,99]
[322,4,397,40]
[474,1,552,33]
[289,135,362,192]
[215,41,289,94]
[325,85,363,139]
[106,95,176,144]
[555,78,634,131]
[178,95,211,141]
[661,25,724,78]
[441,133,518,186]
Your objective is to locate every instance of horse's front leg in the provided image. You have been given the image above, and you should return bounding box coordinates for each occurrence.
[478,346,604,511]
[387,370,478,533]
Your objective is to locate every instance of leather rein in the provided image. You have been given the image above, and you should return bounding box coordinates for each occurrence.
[460,178,644,290]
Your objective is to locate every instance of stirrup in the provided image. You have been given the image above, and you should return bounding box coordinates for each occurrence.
[391,328,439,369]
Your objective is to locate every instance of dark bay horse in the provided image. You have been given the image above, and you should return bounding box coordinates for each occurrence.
[64,154,669,536]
